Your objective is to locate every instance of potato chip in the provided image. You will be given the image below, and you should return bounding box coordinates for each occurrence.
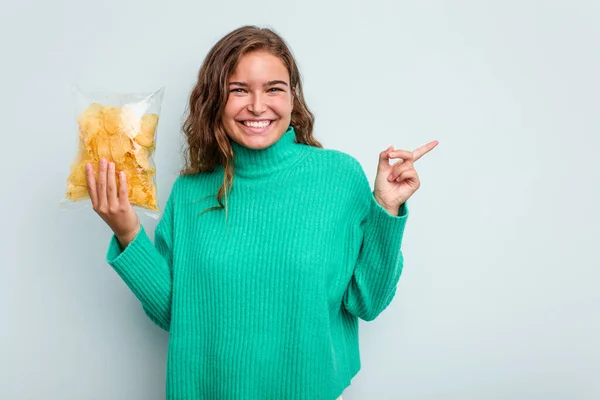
[67,158,96,185]
[101,106,123,136]
[135,114,158,147]
[110,132,134,164]
[77,103,103,144]
[120,105,143,138]
[63,86,164,216]
[145,182,158,209]
[93,135,112,161]
[66,183,89,201]
[133,146,153,170]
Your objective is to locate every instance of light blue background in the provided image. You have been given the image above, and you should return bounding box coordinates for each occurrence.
[2,1,598,399]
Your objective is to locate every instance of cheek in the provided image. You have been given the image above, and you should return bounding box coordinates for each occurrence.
[271,96,293,115]
[223,98,243,119]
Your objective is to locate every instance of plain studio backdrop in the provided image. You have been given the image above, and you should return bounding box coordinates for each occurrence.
[1,0,598,399]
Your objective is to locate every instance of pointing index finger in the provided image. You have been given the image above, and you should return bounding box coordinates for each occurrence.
[412,140,439,162]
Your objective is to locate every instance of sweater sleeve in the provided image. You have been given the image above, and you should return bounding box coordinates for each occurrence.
[342,172,409,322]
[105,186,176,331]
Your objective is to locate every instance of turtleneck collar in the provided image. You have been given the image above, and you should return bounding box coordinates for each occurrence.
[231,126,305,179]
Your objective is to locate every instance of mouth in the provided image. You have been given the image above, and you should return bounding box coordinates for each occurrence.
[237,119,274,134]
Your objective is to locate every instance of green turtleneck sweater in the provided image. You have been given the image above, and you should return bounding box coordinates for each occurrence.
[106,126,409,400]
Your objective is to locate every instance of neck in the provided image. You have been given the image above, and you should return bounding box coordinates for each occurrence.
[230,126,305,179]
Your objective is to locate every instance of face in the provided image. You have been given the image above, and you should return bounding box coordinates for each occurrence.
[222,50,294,149]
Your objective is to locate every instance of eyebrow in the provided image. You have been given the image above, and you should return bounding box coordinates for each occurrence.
[229,80,289,87]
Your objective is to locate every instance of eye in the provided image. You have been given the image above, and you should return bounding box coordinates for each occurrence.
[229,88,246,93]
[268,87,284,92]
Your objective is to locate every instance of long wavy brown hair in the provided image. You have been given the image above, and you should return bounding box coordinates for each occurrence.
[181,25,322,215]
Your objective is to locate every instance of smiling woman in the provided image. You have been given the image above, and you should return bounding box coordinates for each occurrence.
[89,25,419,400]
[180,26,320,213]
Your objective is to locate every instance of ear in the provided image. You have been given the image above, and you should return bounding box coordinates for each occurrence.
[291,85,296,109]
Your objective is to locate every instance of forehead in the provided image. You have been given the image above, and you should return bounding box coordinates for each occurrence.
[230,51,290,83]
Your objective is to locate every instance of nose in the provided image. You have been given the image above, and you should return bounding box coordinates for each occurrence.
[247,92,267,115]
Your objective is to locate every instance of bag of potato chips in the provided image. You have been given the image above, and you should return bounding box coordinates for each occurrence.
[62,85,165,218]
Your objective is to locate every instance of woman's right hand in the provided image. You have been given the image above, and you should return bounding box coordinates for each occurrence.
[86,158,140,248]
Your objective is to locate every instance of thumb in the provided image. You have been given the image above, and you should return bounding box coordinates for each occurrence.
[378,146,395,170]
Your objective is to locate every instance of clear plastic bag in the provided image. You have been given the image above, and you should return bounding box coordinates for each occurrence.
[61,85,165,219]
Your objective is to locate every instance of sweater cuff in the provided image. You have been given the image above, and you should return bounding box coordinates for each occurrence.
[106,225,152,268]
[368,192,409,244]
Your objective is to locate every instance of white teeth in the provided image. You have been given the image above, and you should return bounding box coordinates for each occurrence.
[244,120,271,128]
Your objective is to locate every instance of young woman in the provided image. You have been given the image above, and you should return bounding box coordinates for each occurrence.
[86,25,437,400]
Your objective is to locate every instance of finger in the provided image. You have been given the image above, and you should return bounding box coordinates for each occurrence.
[85,163,98,209]
[377,146,396,173]
[97,158,108,210]
[379,146,395,162]
[118,171,130,207]
[107,162,118,209]
[397,169,418,184]
[388,163,414,182]
[412,140,439,162]
[386,149,414,163]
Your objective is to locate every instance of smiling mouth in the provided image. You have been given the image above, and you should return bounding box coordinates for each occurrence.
[237,119,274,133]
[240,120,272,128]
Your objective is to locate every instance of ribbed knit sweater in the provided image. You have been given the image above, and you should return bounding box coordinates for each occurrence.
[106,126,409,400]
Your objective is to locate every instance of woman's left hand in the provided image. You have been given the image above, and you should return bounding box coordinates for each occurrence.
[374,140,439,215]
